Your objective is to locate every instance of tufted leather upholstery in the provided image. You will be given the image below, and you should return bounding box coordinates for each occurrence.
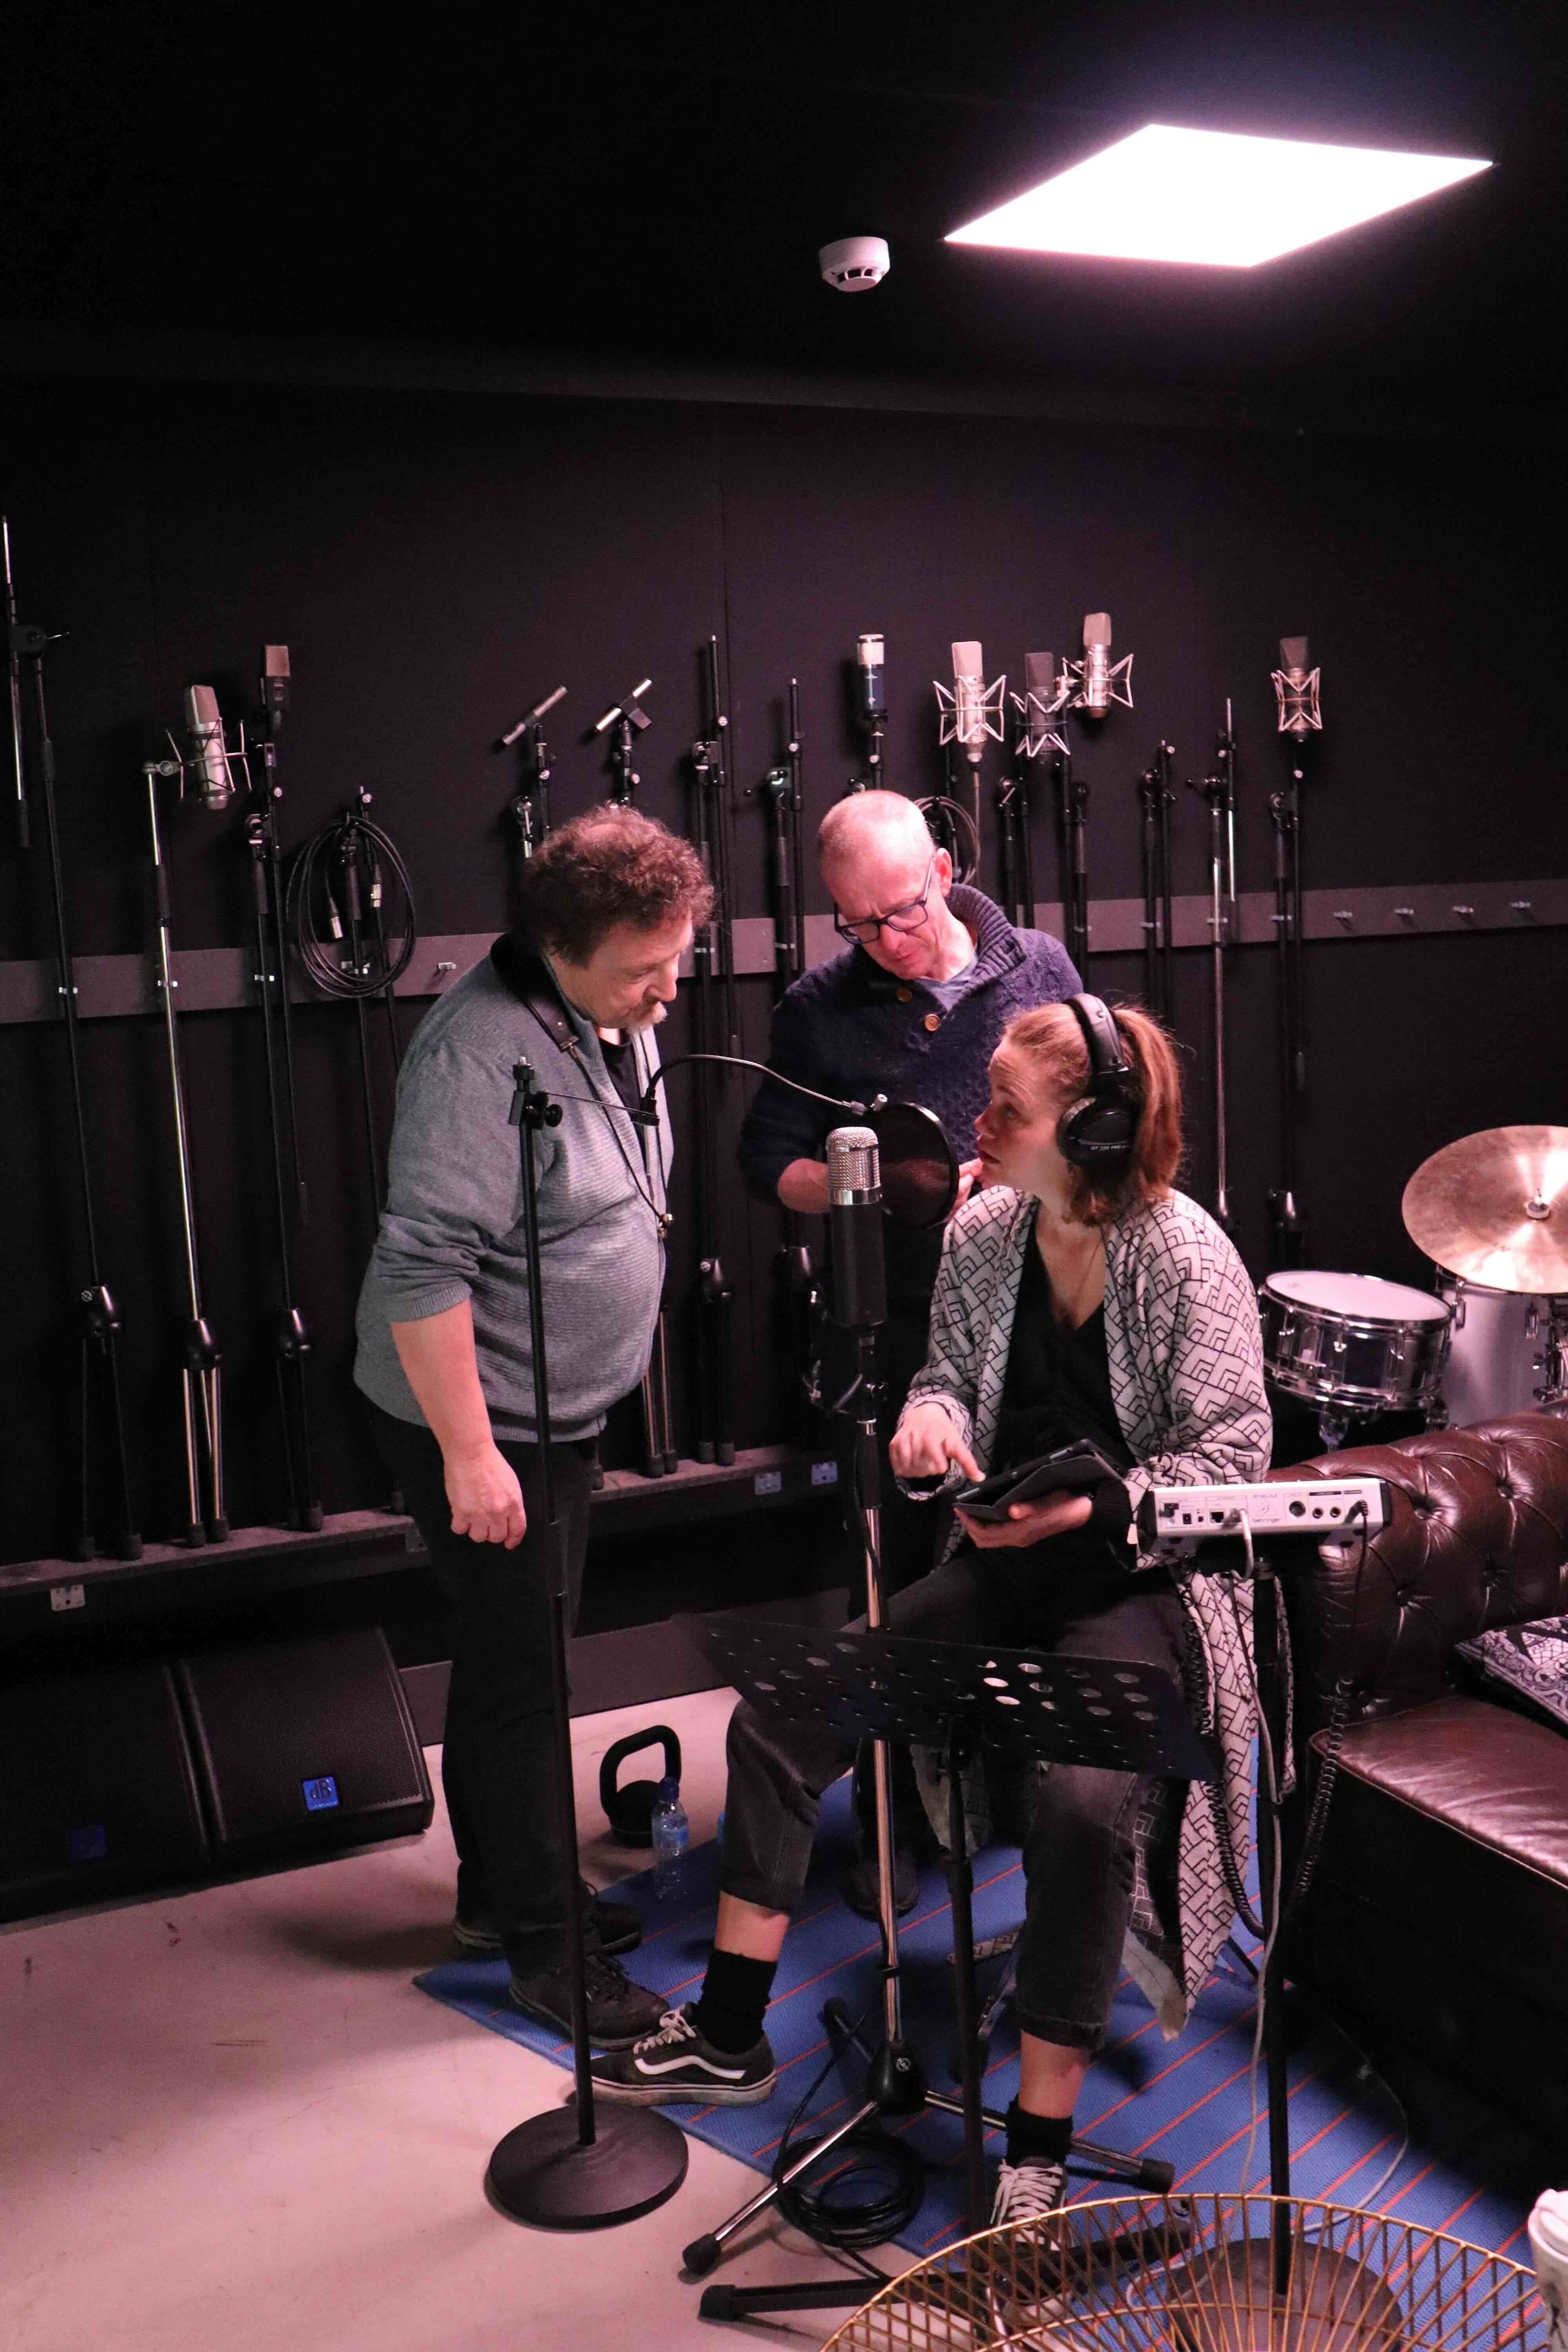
[1277,1409,1568,2143]
[1276,1409,1568,1720]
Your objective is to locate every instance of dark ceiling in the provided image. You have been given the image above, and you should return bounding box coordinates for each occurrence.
[2,1,1562,423]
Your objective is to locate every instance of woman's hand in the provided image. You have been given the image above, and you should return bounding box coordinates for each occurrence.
[950,1157,985,1216]
[889,1402,982,1485]
[444,1441,527,1548]
[956,1491,1094,1549]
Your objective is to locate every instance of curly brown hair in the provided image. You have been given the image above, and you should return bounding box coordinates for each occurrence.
[516,805,714,964]
[1000,999,1184,1226]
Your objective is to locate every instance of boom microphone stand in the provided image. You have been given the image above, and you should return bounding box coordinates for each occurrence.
[1137,739,1177,1024]
[1189,708,1238,1242]
[688,639,741,1465]
[593,676,651,805]
[1268,638,1321,1271]
[487,1059,689,2229]
[753,679,820,1424]
[498,684,565,861]
[5,519,140,1560]
[144,756,227,1547]
[246,657,321,1531]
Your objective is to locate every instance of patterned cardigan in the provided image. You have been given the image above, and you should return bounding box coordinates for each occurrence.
[898,1183,1273,2038]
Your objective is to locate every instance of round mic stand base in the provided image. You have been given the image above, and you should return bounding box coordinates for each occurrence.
[487,2103,688,2232]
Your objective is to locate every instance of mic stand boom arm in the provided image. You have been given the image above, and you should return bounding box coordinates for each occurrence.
[8,523,140,1560]
[248,690,322,1532]
[1268,742,1308,1269]
[145,759,227,1547]
[498,683,564,859]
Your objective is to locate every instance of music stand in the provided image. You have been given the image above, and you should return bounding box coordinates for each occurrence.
[679,1614,1215,2320]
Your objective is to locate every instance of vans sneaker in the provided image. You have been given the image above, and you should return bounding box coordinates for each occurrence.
[589,2003,776,2106]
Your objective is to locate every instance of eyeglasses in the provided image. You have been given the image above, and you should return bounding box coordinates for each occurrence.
[832,856,937,946]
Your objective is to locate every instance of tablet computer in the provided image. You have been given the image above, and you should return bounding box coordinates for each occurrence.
[954,1439,1126,1524]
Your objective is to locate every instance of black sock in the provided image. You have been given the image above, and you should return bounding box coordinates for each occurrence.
[1005,2100,1073,2169]
[692,1948,778,2054]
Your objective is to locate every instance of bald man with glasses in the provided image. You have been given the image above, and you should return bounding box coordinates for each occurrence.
[738,790,1081,1908]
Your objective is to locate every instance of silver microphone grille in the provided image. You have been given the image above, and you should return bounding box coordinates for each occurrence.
[827,1124,881,1204]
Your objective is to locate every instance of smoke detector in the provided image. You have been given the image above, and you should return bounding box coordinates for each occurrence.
[819,235,891,292]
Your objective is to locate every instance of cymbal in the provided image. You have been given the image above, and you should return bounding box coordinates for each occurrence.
[1402,1125,1568,1293]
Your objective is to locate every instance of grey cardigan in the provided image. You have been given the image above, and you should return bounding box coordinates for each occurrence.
[354,955,670,1443]
[899,1183,1272,2037]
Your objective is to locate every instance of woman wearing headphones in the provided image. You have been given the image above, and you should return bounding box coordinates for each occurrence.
[887,993,1270,2226]
[593,995,1268,2238]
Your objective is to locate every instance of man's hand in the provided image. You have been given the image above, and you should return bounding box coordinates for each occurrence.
[950,1157,984,1216]
[956,1491,1094,1549]
[889,1401,982,1485]
[444,1441,527,1548]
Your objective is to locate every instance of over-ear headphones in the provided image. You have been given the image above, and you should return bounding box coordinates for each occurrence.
[1058,994,1141,1172]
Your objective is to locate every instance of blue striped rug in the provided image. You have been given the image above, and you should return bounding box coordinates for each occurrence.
[414,1779,1551,2262]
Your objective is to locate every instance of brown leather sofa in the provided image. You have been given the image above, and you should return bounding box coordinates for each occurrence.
[1277,1409,1568,2149]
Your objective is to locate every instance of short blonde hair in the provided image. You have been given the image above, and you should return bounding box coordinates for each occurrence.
[1000,999,1184,1226]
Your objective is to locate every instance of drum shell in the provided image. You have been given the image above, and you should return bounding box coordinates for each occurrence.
[1260,1275,1451,1412]
[1438,1281,1555,1426]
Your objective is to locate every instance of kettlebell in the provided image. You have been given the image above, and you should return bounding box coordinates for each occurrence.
[599,1724,683,1847]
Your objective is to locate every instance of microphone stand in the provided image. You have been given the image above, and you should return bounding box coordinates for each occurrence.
[499,684,564,862]
[1189,711,1238,1242]
[246,685,322,1532]
[1136,739,1177,1024]
[1054,734,1091,976]
[687,642,740,1465]
[487,1058,689,2231]
[752,680,821,1431]
[6,522,141,1561]
[1268,740,1309,1271]
[144,758,228,1547]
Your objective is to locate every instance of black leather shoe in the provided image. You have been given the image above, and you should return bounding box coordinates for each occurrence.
[509,1945,667,2050]
[453,1879,643,1960]
[841,1844,920,1920]
[586,1891,643,1957]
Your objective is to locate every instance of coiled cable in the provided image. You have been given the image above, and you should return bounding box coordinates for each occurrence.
[285,802,416,1001]
[770,1998,924,2260]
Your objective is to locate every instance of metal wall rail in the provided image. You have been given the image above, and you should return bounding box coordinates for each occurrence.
[0,877,1562,1027]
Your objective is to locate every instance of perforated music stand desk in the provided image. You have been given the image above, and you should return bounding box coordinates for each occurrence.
[684,1614,1215,2277]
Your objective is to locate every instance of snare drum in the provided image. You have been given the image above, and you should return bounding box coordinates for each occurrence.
[1259,1270,1452,1412]
[1438,1279,1557,1425]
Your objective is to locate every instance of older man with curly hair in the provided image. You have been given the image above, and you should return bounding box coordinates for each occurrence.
[355,805,712,2046]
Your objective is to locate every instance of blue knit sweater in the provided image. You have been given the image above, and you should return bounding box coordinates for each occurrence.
[738,887,1081,1301]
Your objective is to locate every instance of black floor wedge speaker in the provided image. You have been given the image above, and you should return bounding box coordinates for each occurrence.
[176,1626,433,1863]
[0,1663,210,1922]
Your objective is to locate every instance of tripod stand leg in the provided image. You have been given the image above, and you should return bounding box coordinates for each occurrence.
[681,2094,884,2278]
[178,1367,204,1548]
[204,1364,229,1541]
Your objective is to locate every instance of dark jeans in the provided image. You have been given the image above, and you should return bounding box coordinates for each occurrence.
[367,1399,595,1974]
[720,1549,1187,2052]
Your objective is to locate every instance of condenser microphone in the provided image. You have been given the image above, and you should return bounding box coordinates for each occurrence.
[1081,613,1112,717]
[184,685,234,810]
[827,1125,886,1330]
[260,645,290,733]
[951,640,986,766]
[1273,635,1323,736]
[856,633,887,725]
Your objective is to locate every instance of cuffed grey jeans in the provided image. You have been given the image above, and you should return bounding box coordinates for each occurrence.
[718,1550,1187,2052]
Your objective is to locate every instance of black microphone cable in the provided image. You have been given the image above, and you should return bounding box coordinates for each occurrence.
[285,798,416,1004]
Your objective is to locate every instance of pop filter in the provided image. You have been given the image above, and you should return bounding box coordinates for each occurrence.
[871,1101,957,1231]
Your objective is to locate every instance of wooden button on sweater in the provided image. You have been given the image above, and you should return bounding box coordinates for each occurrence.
[923,1012,941,1031]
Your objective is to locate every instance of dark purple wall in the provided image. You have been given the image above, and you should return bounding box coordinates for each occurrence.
[1,370,1562,1562]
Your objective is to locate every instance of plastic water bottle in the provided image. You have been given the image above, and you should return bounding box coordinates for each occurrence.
[650,1776,689,1902]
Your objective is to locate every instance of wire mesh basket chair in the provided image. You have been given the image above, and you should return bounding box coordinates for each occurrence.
[822,2193,1547,2352]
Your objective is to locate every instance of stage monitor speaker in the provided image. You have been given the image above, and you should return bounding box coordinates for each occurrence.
[0,1663,209,1922]
[176,1626,433,1864]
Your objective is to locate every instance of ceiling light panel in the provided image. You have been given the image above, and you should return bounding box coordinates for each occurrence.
[945,124,1491,268]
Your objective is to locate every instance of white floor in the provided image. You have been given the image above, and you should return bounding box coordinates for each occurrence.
[1,1687,904,2352]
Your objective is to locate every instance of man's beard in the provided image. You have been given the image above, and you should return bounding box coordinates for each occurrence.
[623,999,668,1033]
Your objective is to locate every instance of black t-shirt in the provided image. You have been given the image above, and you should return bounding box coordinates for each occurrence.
[976,1236,1158,1612]
[597,1033,644,1121]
